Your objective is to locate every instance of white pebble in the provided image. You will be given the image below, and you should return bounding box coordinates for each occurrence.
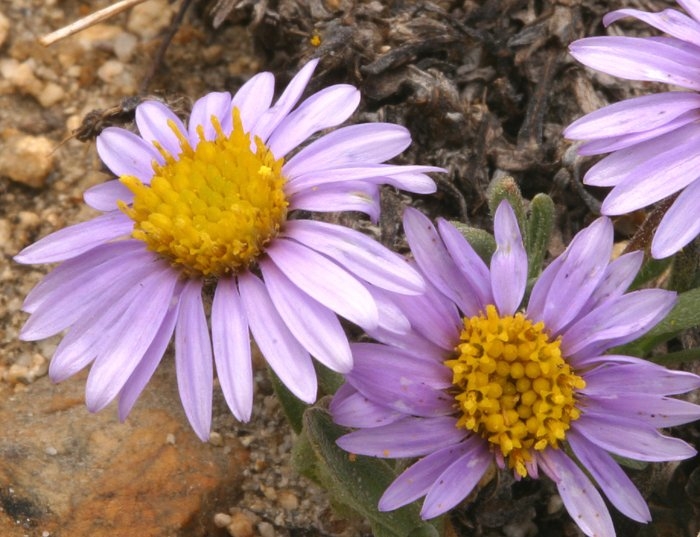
[213,513,232,528]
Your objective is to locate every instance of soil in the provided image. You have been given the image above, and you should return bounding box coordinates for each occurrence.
[0,0,698,536]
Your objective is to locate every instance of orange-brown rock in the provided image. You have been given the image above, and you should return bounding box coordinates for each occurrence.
[0,364,247,537]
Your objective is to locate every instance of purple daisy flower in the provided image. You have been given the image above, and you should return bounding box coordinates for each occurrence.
[332,201,700,536]
[15,59,440,441]
[564,0,700,258]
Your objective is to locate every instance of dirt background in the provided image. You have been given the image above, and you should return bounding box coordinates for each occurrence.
[0,0,698,536]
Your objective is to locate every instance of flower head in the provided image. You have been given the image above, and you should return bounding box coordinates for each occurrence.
[15,59,440,440]
[332,201,700,536]
[564,0,700,258]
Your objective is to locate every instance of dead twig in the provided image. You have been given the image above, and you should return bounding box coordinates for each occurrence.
[39,0,151,46]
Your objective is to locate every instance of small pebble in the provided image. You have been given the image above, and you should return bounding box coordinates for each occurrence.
[257,521,275,537]
[209,431,223,446]
[113,33,138,62]
[165,433,176,445]
[277,490,299,511]
[97,60,124,84]
[0,132,55,188]
[44,446,58,456]
[547,493,564,515]
[38,82,65,107]
[227,512,254,537]
[127,0,174,39]
[213,513,232,528]
[0,59,43,97]
[261,485,277,501]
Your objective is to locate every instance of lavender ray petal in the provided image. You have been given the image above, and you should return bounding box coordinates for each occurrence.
[175,279,213,441]
[378,170,439,194]
[403,207,485,317]
[365,285,411,335]
[568,428,650,523]
[490,201,527,315]
[382,279,461,350]
[283,124,411,178]
[378,441,478,512]
[212,277,253,422]
[573,413,697,461]
[652,178,700,258]
[601,127,700,213]
[346,343,453,417]
[578,109,700,155]
[421,440,492,519]
[583,357,700,395]
[583,393,700,428]
[230,72,275,132]
[336,416,467,458]
[135,100,188,156]
[604,8,700,48]
[118,298,180,420]
[583,121,700,187]
[47,260,167,382]
[579,251,643,315]
[330,383,404,428]
[678,0,700,22]
[286,164,442,196]
[529,217,612,335]
[288,180,380,223]
[350,343,452,390]
[260,259,352,373]
[21,240,145,314]
[562,289,676,359]
[96,126,162,179]
[537,448,615,537]
[251,59,318,142]
[525,255,563,323]
[14,212,133,264]
[363,321,451,361]
[268,84,360,158]
[437,219,491,311]
[568,36,700,90]
[85,266,178,412]
[564,92,700,140]
[264,238,379,330]
[284,220,424,294]
[83,180,133,211]
[238,271,317,403]
[187,91,232,143]
[20,249,158,339]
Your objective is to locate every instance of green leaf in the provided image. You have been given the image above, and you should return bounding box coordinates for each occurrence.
[648,346,700,367]
[296,406,442,537]
[486,174,527,233]
[611,454,648,471]
[668,245,700,292]
[449,221,496,264]
[315,360,345,395]
[613,287,700,356]
[268,367,308,435]
[630,257,672,290]
[525,193,555,280]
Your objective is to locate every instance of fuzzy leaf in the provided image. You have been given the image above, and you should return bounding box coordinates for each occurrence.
[613,287,700,357]
[525,193,555,279]
[293,405,442,537]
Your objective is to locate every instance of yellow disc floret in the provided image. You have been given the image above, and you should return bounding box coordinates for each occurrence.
[119,107,288,277]
[445,305,585,477]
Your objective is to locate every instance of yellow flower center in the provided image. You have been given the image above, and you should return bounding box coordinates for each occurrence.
[119,108,288,277]
[445,305,585,477]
